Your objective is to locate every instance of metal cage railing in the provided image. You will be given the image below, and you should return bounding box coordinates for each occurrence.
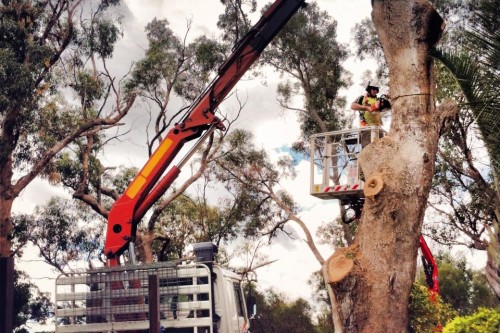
[55,262,213,333]
[309,126,386,200]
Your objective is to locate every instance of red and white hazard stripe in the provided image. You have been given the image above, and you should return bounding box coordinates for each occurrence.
[323,184,360,192]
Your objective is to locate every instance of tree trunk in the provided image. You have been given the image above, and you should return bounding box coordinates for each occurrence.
[486,214,500,299]
[136,232,155,263]
[0,193,15,332]
[325,1,444,332]
[0,149,15,257]
[0,198,14,257]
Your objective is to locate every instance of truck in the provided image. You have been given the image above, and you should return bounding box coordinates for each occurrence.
[55,0,307,332]
[55,242,250,333]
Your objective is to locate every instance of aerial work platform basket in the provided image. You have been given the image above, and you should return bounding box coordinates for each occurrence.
[55,261,213,333]
[309,126,386,202]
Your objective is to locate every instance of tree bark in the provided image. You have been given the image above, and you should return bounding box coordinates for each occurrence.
[325,1,444,332]
[0,198,14,257]
[0,145,15,257]
[486,215,500,299]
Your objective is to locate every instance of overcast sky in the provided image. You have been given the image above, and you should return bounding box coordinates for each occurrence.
[16,1,380,330]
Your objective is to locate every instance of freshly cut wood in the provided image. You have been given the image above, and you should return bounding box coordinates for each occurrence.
[363,173,384,199]
[326,247,359,283]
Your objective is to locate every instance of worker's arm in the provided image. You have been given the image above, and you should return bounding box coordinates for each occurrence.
[351,96,372,112]
[351,102,371,112]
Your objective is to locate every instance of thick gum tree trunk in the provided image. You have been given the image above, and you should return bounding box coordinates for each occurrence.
[0,199,13,257]
[0,185,15,332]
[324,1,444,332]
[0,153,15,257]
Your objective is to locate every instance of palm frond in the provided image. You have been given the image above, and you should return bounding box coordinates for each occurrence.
[466,0,500,72]
[431,47,500,174]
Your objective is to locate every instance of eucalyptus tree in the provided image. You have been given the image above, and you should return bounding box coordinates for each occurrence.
[214,129,323,258]
[248,289,317,333]
[260,2,350,136]
[321,1,452,330]
[0,0,135,329]
[217,0,257,44]
[353,0,500,299]
[0,0,130,255]
[14,197,104,273]
[13,270,52,333]
[431,253,499,315]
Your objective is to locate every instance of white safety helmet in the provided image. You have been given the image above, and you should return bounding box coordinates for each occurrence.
[365,81,380,92]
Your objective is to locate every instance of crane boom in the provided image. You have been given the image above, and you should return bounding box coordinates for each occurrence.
[420,235,439,301]
[104,0,307,265]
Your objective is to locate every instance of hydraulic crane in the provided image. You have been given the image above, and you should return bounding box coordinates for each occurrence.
[104,0,307,267]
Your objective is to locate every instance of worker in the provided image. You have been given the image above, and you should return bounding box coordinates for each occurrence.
[351,82,383,127]
[351,82,391,146]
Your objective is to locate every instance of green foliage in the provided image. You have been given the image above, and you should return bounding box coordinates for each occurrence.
[432,0,500,174]
[434,61,463,103]
[194,37,227,73]
[351,18,387,80]
[13,270,52,332]
[417,253,499,315]
[126,18,224,103]
[72,71,105,108]
[443,307,500,333]
[127,17,180,92]
[315,309,335,333]
[150,161,290,261]
[466,0,500,174]
[0,0,129,213]
[470,271,499,311]
[174,36,227,101]
[153,194,222,260]
[14,197,105,271]
[438,254,475,315]
[50,144,110,204]
[0,1,53,163]
[248,288,317,333]
[82,18,122,59]
[217,0,257,44]
[260,1,350,136]
[214,129,297,239]
[409,283,457,333]
[110,166,139,195]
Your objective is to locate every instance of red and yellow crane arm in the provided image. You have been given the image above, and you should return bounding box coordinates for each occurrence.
[104,0,307,265]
